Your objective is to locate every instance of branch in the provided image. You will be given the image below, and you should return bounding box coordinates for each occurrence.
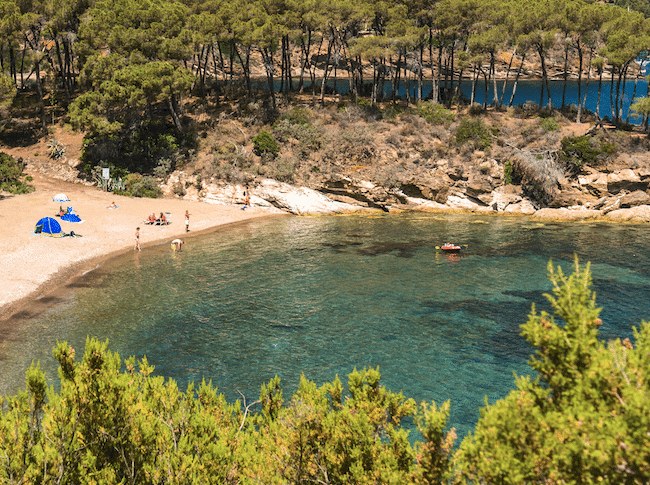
[237,389,260,432]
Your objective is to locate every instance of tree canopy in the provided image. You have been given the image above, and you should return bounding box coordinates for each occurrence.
[2,0,650,129]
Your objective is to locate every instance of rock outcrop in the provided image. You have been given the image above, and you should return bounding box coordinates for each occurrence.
[161,160,650,221]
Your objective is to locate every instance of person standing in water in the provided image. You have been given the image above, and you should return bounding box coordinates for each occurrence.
[135,227,141,251]
[171,238,184,252]
[242,185,250,210]
[185,210,191,232]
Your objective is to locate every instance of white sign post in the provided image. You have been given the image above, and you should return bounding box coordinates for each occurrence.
[102,168,110,191]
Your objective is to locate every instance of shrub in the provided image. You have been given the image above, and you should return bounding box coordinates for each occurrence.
[417,102,455,125]
[504,160,513,185]
[538,116,560,132]
[0,152,34,194]
[272,119,322,156]
[80,121,191,176]
[468,103,485,116]
[152,157,173,178]
[121,173,162,198]
[269,157,296,182]
[0,73,16,113]
[252,130,280,158]
[47,138,66,160]
[279,106,312,125]
[457,258,650,485]
[559,135,615,174]
[455,118,491,150]
[512,151,563,206]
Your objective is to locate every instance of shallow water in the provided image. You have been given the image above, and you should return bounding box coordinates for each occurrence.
[2,213,649,440]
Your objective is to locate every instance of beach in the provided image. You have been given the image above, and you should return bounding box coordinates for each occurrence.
[0,173,279,322]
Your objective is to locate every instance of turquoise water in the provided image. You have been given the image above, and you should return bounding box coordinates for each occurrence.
[1,213,649,440]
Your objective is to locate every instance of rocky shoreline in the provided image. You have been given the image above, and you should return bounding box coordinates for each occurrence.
[159,173,650,223]
[26,153,650,223]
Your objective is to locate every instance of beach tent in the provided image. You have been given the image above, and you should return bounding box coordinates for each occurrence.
[34,217,63,237]
[53,193,70,202]
[61,212,82,223]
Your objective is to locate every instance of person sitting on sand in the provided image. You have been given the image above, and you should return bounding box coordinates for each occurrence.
[171,238,184,252]
[146,213,156,224]
[58,205,65,217]
[107,201,118,209]
[159,212,167,225]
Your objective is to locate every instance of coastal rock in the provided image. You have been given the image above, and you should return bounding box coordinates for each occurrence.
[503,199,537,215]
[601,197,621,214]
[533,207,602,220]
[397,196,449,212]
[548,186,598,208]
[199,183,280,210]
[255,179,366,215]
[620,190,650,208]
[486,185,523,211]
[320,176,395,209]
[399,172,454,200]
[445,192,491,212]
[607,169,646,194]
[578,172,609,196]
[465,175,495,199]
[604,205,650,222]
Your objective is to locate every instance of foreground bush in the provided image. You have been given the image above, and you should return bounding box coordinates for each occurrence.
[456,258,650,484]
[1,260,649,484]
[0,341,455,484]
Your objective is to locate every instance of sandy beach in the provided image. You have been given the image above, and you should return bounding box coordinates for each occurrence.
[0,173,280,322]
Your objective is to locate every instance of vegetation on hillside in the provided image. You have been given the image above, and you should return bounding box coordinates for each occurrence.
[2,0,650,185]
[0,152,34,193]
[1,260,649,483]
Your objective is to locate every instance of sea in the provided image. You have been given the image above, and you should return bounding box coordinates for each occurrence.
[272,77,650,124]
[1,213,649,441]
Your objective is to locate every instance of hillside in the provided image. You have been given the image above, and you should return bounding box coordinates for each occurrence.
[4,96,650,220]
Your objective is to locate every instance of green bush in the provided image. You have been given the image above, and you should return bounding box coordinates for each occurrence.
[278,106,312,126]
[252,130,280,158]
[0,152,35,194]
[0,339,455,484]
[559,135,615,174]
[455,118,491,150]
[504,160,513,185]
[457,258,650,484]
[539,116,560,132]
[119,173,162,198]
[272,119,322,157]
[80,121,191,176]
[417,102,455,125]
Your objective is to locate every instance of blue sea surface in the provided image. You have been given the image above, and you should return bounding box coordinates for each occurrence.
[1,213,649,441]
[272,78,650,123]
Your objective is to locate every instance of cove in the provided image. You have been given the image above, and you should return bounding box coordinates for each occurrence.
[1,213,649,440]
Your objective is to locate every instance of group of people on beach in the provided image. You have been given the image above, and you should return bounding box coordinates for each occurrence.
[135,210,190,252]
[145,212,168,225]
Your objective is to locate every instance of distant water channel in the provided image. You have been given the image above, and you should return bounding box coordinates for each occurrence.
[1,214,649,440]
[278,77,650,123]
